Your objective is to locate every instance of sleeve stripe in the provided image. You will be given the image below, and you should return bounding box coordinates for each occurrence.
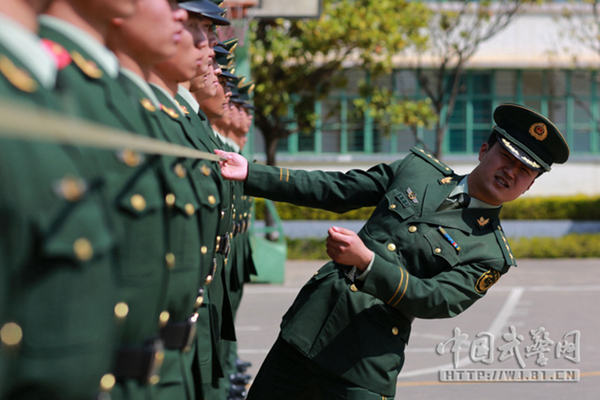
[387,267,404,305]
[279,168,283,181]
[392,271,409,308]
[286,168,290,182]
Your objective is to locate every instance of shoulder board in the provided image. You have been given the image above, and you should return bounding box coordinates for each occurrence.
[40,39,72,70]
[492,221,517,269]
[410,147,453,175]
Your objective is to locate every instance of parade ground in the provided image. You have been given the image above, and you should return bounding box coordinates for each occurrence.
[236,259,600,399]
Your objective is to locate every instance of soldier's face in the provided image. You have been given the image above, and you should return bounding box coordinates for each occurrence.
[154,27,204,82]
[201,76,230,119]
[468,142,537,206]
[115,0,187,64]
[184,15,212,77]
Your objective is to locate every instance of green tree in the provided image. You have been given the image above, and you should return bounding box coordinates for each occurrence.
[410,0,539,159]
[250,0,433,166]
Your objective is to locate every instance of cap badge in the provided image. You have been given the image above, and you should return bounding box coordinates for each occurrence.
[529,122,548,141]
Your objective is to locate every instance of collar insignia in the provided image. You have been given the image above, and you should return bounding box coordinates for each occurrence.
[200,164,211,176]
[0,56,37,93]
[140,98,156,112]
[71,51,103,79]
[440,177,453,185]
[41,39,72,70]
[175,100,190,115]
[477,217,490,227]
[160,104,180,119]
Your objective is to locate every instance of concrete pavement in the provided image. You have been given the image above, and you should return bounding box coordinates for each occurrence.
[235,259,600,399]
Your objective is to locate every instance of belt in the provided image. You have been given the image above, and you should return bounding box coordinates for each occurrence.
[160,314,199,352]
[215,233,231,258]
[114,339,164,384]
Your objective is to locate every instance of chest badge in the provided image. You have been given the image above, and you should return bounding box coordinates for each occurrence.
[406,188,419,204]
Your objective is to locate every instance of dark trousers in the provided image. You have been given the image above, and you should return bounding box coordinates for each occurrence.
[247,336,394,400]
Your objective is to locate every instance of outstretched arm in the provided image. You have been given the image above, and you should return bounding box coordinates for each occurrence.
[215,149,248,181]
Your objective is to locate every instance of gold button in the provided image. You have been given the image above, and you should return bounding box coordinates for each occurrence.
[200,164,211,176]
[313,271,319,276]
[392,327,399,336]
[387,243,397,252]
[159,311,170,327]
[100,373,116,392]
[350,284,358,292]
[201,246,208,255]
[205,275,213,285]
[56,177,86,202]
[208,195,216,205]
[149,375,160,385]
[434,248,442,254]
[174,163,186,178]
[121,149,141,167]
[131,194,146,211]
[165,193,176,207]
[73,238,93,261]
[165,253,175,270]
[185,203,195,216]
[195,296,204,308]
[1,322,23,346]
[409,226,417,233]
[390,204,397,210]
[114,302,129,319]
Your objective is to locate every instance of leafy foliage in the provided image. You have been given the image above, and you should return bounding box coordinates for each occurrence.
[250,0,432,165]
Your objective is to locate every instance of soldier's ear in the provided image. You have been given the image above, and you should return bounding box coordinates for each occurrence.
[111,17,125,27]
[478,142,490,162]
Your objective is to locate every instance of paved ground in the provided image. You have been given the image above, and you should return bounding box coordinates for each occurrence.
[235,259,600,399]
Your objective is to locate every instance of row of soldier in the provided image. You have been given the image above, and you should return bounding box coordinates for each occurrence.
[0,0,256,399]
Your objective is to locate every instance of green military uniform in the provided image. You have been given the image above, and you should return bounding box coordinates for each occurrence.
[150,83,234,400]
[175,88,231,398]
[244,148,512,397]
[0,15,118,400]
[244,103,569,399]
[39,17,204,400]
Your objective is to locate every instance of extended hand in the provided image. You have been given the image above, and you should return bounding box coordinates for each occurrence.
[215,149,249,181]
[326,226,374,271]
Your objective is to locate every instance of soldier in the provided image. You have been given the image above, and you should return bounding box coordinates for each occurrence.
[39,1,216,400]
[0,0,120,399]
[105,1,226,399]
[216,104,570,400]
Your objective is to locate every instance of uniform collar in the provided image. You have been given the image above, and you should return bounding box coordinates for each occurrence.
[212,128,228,145]
[120,67,161,108]
[0,14,56,89]
[450,175,499,209]
[150,82,180,110]
[177,85,200,114]
[39,15,119,78]
[227,137,240,153]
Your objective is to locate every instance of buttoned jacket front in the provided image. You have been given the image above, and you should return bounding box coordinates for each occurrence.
[243,147,515,396]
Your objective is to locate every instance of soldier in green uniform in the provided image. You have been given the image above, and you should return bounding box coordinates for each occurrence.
[38,1,213,400]
[0,1,120,399]
[216,104,570,399]
[105,1,223,399]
